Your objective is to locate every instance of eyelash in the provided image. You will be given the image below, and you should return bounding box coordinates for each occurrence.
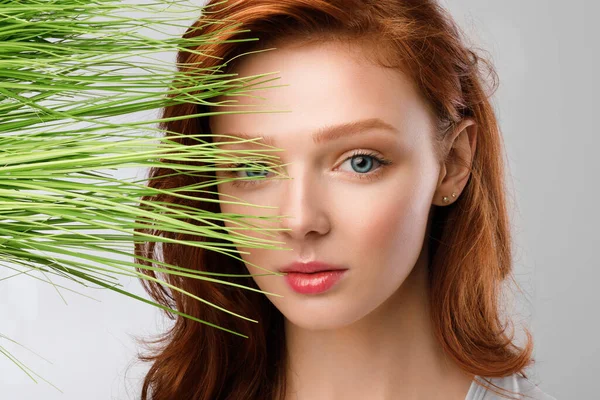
[227,150,393,188]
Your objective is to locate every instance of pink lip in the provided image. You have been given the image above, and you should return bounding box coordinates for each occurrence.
[279,261,347,274]
[284,270,347,294]
[280,261,348,295]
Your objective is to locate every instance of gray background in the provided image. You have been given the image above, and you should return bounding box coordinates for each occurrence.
[1,0,597,398]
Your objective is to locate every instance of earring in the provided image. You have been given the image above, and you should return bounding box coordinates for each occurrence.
[442,192,458,204]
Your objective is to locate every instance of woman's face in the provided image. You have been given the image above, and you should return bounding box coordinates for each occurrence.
[210,40,443,330]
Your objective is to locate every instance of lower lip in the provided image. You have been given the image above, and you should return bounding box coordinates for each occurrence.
[284,270,347,294]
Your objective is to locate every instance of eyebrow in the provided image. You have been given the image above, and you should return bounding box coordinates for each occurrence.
[212,117,399,146]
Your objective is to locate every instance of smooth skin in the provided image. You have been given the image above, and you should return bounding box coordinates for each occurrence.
[210,39,478,400]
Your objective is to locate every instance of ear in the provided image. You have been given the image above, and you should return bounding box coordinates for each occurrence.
[432,118,478,206]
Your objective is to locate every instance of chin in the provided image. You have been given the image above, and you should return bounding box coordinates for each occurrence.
[276,300,365,332]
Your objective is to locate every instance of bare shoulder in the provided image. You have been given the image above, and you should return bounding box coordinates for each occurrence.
[478,374,557,400]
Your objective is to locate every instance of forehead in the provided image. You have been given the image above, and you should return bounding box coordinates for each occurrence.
[209,41,434,146]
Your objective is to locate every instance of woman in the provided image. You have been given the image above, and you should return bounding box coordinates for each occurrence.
[134,1,557,399]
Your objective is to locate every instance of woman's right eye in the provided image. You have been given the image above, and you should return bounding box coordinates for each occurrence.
[226,163,273,187]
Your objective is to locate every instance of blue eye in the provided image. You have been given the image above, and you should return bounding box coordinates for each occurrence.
[341,151,391,174]
[228,162,272,184]
[237,166,269,178]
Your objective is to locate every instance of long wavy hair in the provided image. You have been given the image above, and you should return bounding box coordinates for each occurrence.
[133,1,535,399]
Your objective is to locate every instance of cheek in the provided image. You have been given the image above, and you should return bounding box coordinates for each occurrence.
[347,193,426,259]
[336,169,436,271]
[216,185,278,275]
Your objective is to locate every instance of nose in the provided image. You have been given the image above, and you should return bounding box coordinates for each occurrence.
[277,167,331,241]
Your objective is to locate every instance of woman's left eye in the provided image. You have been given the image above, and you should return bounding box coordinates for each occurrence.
[338,151,392,181]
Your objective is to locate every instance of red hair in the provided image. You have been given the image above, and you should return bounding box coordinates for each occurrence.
[133,1,535,399]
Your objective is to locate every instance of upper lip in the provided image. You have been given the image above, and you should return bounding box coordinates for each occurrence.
[279,261,347,274]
